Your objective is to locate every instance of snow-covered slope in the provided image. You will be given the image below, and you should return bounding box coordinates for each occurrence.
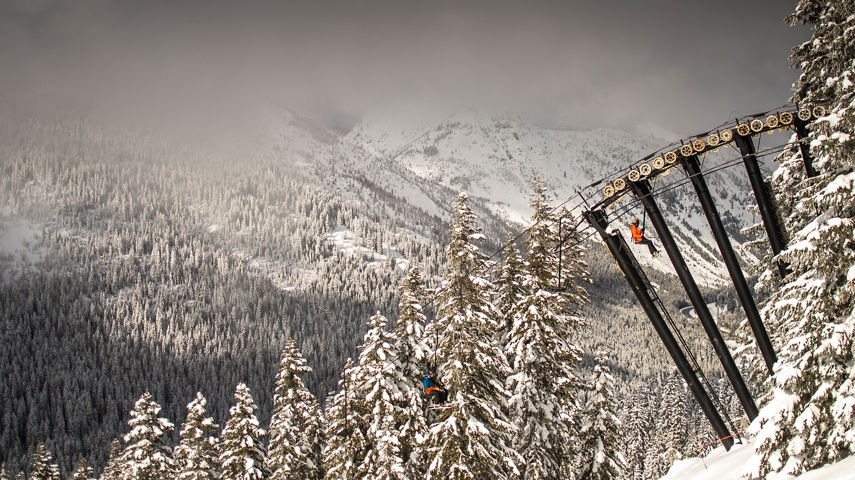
[345,111,760,286]
[265,109,761,286]
[662,441,855,480]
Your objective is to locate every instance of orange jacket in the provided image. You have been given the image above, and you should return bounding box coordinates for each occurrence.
[630,224,644,243]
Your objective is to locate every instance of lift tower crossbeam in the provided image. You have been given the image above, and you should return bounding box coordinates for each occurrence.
[681,154,777,375]
[628,179,759,421]
[584,209,734,450]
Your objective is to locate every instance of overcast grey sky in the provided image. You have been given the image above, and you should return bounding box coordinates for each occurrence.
[0,0,808,137]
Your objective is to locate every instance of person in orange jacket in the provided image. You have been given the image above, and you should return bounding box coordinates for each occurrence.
[631,219,660,257]
[422,373,448,404]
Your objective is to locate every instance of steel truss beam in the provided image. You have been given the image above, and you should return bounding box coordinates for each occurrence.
[584,209,734,450]
[628,179,759,421]
[682,154,777,375]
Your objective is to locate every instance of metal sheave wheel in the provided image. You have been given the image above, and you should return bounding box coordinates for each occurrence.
[750,119,764,133]
[798,108,812,121]
[737,123,751,136]
[664,151,678,164]
[779,111,793,125]
[652,156,665,169]
[812,105,826,118]
[639,163,653,177]
[628,169,641,182]
[692,138,706,153]
[765,115,779,129]
[707,133,721,147]
[720,129,733,142]
[680,144,694,157]
[603,184,615,198]
[613,178,627,191]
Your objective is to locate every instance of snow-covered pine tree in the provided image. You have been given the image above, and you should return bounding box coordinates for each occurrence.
[495,232,525,340]
[100,439,122,480]
[505,179,587,479]
[622,388,653,480]
[0,463,8,480]
[219,383,268,480]
[117,392,176,480]
[391,268,430,476]
[577,352,625,480]
[393,267,429,382]
[355,313,410,479]
[644,374,688,478]
[29,442,60,480]
[70,458,94,480]
[745,1,855,477]
[423,191,520,480]
[267,340,323,480]
[323,358,369,480]
[174,392,220,480]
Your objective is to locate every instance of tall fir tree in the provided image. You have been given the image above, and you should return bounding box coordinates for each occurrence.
[391,268,430,477]
[30,442,60,480]
[495,232,525,340]
[577,352,625,480]
[423,191,521,480]
[505,179,587,479]
[117,393,176,480]
[356,313,410,480]
[323,358,369,480]
[219,383,268,480]
[746,1,855,477]
[267,340,324,480]
[70,458,94,480]
[174,393,220,480]
[622,388,653,480]
[99,439,122,480]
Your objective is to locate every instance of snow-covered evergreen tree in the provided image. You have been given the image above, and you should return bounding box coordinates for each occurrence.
[423,191,521,480]
[393,267,429,382]
[174,393,220,480]
[0,463,8,480]
[323,358,369,480]
[267,340,323,480]
[745,1,855,477]
[356,313,410,479]
[505,180,587,479]
[70,458,94,480]
[495,232,525,339]
[117,392,175,480]
[622,388,653,480]
[29,442,60,480]
[577,352,625,480]
[391,268,430,477]
[219,384,268,480]
[99,439,122,480]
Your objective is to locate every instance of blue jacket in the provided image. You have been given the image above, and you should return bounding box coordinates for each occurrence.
[422,377,435,390]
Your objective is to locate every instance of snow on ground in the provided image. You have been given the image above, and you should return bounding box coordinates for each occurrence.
[327,225,410,274]
[0,209,43,281]
[662,441,855,480]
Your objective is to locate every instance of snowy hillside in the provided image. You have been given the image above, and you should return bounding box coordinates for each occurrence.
[341,110,759,285]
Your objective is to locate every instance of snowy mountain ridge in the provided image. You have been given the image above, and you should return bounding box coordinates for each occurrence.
[269,109,763,286]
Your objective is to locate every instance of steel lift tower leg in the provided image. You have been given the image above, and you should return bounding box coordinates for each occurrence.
[629,179,759,421]
[584,209,734,450]
[733,135,790,278]
[682,154,777,375]
[794,118,818,178]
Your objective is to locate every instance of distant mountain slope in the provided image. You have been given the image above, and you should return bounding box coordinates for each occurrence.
[341,111,760,286]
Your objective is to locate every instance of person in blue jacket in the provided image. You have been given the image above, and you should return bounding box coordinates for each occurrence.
[422,373,448,404]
